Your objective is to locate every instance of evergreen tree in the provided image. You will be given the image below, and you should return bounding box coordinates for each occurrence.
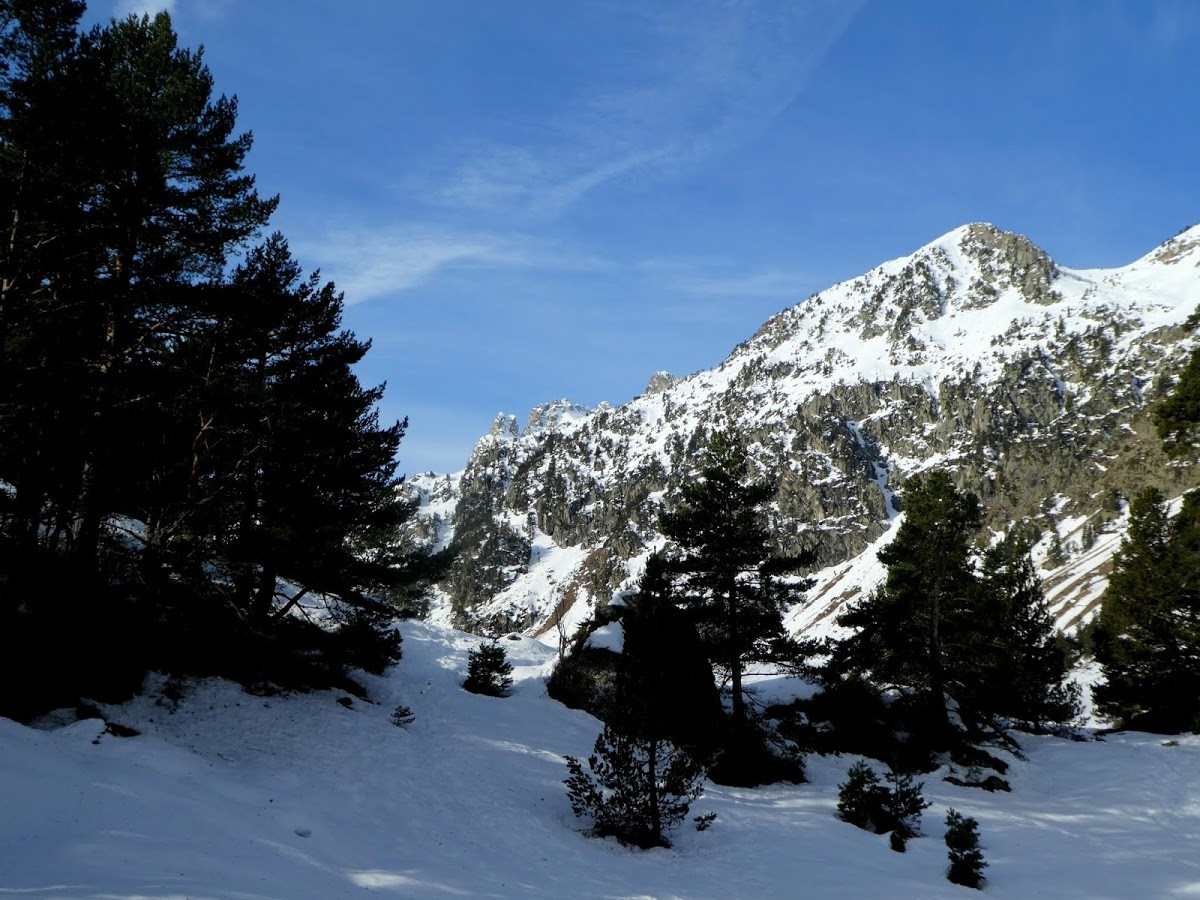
[618,554,724,752]
[564,723,705,849]
[836,761,888,832]
[0,8,275,564]
[660,428,812,731]
[1155,346,1200,457]
[1092,488,1200,732]
[463,639,513,697]
[564,560,709,848]
[829,471,982,740]
[835,760,928,851]
[977,535,1079,729]
[944,808,987,888]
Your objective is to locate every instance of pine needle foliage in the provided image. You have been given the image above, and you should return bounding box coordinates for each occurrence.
[944,808,987,888]
[1092,488,1200,732]
[463,639,513,697]
[564,724,704,849]
[836,760,928,851]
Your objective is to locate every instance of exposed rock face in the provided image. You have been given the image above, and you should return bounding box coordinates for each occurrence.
[410,223,1200,636]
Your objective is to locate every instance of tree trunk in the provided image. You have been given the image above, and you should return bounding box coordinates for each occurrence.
[647,736,661,846]
[927,575,950,742]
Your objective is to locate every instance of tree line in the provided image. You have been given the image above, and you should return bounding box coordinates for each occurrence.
[0,2,441,719]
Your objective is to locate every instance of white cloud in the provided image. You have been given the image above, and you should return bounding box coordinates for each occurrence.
[299,228,524,305]
[672,267,813,299]
[114,0,176,16]
[296,226,604,305]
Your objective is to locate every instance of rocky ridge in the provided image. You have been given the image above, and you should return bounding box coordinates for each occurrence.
[409,223,1200,638]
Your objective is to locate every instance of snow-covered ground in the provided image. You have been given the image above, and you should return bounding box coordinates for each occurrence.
[3,621,1200,899]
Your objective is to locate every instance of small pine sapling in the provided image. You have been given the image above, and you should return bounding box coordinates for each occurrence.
[837,761,928,852]
[390,705,415,727]
[945,808,987,888]
[837,761,888,831]
[463,638,514,697]
[564,724,705,849]
[883,768,929,851]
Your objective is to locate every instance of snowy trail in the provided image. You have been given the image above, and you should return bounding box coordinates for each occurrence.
[3,621,1200,898]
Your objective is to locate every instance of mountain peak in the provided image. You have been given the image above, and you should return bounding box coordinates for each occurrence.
[526,399,593,434]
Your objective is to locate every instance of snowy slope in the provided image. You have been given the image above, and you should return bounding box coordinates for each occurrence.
[4,620,1200,898]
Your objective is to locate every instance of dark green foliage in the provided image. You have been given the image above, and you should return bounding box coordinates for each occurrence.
[545,645,623,719]
[563,557,712,849]
[564,723,705,849]
[837,761,887,831]
[977,535,1080,729]
[1081,522,1097,551]
[828,471,1078,753]
[829,471,983,740]
[945,808,987,888]
[547,556,724,753]
[660,428,813,734]
[618,556,725,752]
[1092,488,1200,732]
[0,8,421,715]
[1045,531,1067,568]
[836,760,928,850]
[883,768,929,850]
[1155,347,1200,457]
[391,705,415,727]
[463,639,513,697]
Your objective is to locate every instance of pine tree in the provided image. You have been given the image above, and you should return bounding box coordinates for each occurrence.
[944,808,987,888]
[564,723,704,849]
[829,470,982,741]
[835,760,928,850]
[660,428,812,732]
[564,563,709,849]
[882,768,929,851]
[463,639,514,697]
[1155,346,1200,457]
[618,554,724,752]
[836,761,888,831]
[1092,488,1200,732]
[977,535,1079,729]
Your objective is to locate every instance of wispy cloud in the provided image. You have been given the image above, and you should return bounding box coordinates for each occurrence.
[671,267,813,299]
[297,228,526,305]
[297,226,605,305]
[114,0,176,16]
[438,146,666,221]
[432,0,865,221]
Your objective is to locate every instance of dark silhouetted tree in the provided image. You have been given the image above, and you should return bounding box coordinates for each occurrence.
[1092,488,1200,732]
[660,428,812,732]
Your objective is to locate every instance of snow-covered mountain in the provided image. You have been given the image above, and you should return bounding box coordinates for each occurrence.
[411,223,1200,637]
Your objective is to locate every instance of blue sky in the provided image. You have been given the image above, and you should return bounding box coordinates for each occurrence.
[91,1,1200,474]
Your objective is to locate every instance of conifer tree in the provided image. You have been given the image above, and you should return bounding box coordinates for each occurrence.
[564,723,704,849]
[463,639,514,697]
[563,560,708,848]
[660,428,812,731]
[944,808,987,888]
[1155,346,1200,457]
[830,471,982,740]
[1092,488,1200,732]
[977,535,1079,729]
[835,760,928,850]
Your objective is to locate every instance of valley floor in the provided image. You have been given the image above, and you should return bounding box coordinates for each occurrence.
[2,621,1199,899]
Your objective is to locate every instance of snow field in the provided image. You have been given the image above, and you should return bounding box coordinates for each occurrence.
[4,620,1200,898]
